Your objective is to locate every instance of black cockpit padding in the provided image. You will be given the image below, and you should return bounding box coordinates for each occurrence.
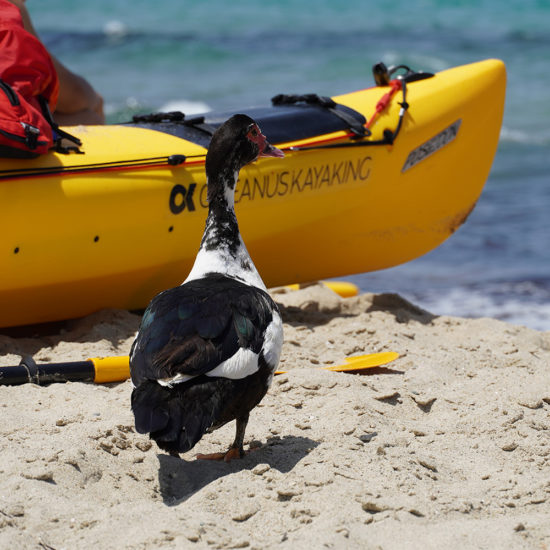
[128,100,366,148]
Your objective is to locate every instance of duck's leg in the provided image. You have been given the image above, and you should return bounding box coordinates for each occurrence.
[196,413,249,462]
[223,413,249,461]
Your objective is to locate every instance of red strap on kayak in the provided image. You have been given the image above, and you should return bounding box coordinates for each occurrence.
[366,79,402,130]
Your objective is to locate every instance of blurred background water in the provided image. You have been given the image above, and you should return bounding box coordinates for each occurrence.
[28,0,550,329]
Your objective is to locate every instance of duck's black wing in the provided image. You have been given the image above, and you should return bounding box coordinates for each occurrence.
[130,274,277,388]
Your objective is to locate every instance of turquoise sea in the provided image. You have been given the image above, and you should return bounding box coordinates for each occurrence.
[29,0,550,329]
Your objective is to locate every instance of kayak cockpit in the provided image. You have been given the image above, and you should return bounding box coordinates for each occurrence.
[128,94,367,147]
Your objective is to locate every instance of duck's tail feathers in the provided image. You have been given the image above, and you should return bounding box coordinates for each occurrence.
[131,379,221,454]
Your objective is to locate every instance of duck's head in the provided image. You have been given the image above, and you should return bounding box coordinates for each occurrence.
[206,114,284,191]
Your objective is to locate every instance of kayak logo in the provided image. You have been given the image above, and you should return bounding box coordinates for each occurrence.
[402,119,462,172]
[169,183,196,214]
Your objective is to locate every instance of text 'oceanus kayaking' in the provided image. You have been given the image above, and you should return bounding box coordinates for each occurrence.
[169,155,372,213]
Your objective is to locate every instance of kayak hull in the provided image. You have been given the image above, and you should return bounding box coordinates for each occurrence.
[0,59,506,327]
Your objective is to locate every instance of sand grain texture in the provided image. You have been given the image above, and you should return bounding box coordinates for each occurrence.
[1,284,549,549]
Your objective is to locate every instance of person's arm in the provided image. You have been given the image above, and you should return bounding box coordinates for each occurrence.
[48,58,105,125]
[9,0,105,125]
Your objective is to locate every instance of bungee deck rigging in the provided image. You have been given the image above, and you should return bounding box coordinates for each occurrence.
[0,154,193,180]
[0,62,433,179]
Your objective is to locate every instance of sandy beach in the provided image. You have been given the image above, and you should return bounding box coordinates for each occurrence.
[1,283,549,549]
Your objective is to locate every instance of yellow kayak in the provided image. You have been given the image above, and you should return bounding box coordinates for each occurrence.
[0,59,505,327]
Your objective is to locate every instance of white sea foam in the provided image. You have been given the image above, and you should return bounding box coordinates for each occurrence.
[499,126,549,146]
[412,287,550,331]
[103,20,128,38]
[159,100,211,116]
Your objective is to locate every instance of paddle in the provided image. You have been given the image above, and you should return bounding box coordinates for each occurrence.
[275,352,399,374]
[0,352,399,386]
[0,355,130,386]
[285,281,359,298]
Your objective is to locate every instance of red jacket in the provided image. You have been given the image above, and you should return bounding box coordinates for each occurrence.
[0,0,59,156]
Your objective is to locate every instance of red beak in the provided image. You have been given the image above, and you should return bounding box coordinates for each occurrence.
[249,123,285,159]
[260,141,285,158]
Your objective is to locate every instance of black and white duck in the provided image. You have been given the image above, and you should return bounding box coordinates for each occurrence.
[129,114,285,461]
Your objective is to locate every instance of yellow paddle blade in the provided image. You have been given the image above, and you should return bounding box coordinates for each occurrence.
[285,281,359,298]
[275,351,399,375]
[321,281,359,298]
[324,352,400,372]
[344,351,400,365]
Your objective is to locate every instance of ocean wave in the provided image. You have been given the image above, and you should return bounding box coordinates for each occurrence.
[505,29,550,46]
[104,98,211,123]
[499,126,549,146]
[407,278,550,331]
[414,288,550,331]
[39,25,519,60]
[103,20,129,39]
[350,269,550,332]
[159,100,211,115]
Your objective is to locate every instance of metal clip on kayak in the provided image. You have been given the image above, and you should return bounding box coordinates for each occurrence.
[373,62,392,86]
[37,95,83,154]
[290,62,434,152]
[373,62,434,86]
[370,62,433,145]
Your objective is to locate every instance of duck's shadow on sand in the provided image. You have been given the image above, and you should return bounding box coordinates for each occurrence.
[157,435,317,506]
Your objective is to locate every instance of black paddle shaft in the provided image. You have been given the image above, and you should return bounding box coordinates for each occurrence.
[0,356,95,386]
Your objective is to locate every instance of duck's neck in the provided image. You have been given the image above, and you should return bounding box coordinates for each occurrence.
[184,174,266,289]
